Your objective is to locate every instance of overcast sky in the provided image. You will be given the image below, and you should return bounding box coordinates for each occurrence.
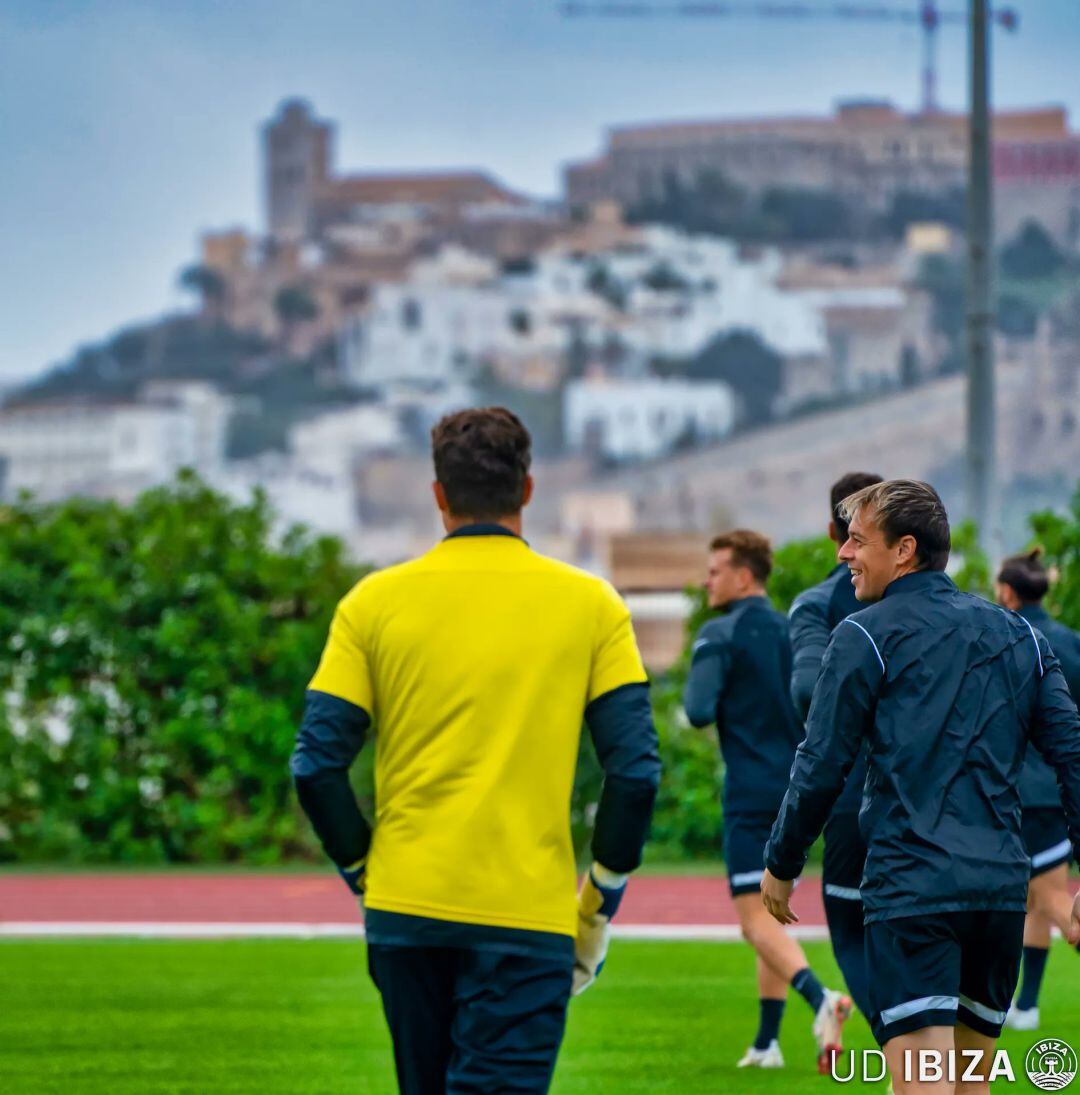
[2,0,1077,385]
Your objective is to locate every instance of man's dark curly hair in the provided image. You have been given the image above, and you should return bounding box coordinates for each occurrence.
[431,407,532,520]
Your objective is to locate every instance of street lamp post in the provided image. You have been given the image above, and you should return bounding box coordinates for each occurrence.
[967,0,997,556]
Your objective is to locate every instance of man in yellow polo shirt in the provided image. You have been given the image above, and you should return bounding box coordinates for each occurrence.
[291,406,661,1094]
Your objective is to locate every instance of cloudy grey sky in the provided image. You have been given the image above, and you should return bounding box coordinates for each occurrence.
[2,0,1077,384]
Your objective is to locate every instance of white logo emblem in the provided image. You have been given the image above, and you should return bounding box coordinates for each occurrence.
[1026,1039,1077,1091]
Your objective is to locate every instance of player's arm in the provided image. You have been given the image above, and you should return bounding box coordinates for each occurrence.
[1058,633,1080,704]
[574,584,662,995]
[763,619,880,901]
[290,600,374,897]
[682,619,730,728]
[1027,632,1080,945]
[788,588,831,721]
[586,682,661,876]
[1028,635,1080,863]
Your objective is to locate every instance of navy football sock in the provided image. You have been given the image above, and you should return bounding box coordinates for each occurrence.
[791,967,826,1013]
[753,998,785,1051]
[1016,946,1049,1010]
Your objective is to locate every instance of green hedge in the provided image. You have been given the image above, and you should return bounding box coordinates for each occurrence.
[0,473,364,863]
[2,476,1077,864]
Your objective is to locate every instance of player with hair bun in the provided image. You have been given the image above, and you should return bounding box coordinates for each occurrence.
[996,549,1080,1031]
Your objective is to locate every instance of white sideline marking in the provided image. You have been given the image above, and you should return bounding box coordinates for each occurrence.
[0,921,830,942]
[613,924,829,942]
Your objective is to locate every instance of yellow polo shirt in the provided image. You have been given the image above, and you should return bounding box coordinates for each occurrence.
[307,529,647,937]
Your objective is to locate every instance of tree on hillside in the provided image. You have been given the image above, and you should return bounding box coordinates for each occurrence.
[759,187,851,242]
[627,168,748,238]
[916,253,966,371]
[1000,220,1065,280]
[178,264,227,322]
[274,285,319,326]
[685,330,784,425]
[996,293,1038,338]
[585,262,627,310]
[884,188,966,238]
[274,284,320,354]
[564,324,590,380]
[500,256,536,277]
[641,261,690,292]
[627,169,859,243]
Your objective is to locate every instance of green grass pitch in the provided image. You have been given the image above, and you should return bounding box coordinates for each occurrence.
[1,939,1076,1093]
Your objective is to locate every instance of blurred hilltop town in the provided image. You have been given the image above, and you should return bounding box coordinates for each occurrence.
[2,97,1079,661]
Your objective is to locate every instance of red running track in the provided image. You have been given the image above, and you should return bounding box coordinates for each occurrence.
[0,872,826,926]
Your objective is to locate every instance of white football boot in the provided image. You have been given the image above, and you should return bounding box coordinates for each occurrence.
[812,989,853,1074]
[737,1040,785,1068]
[1004,1005,1040,1031]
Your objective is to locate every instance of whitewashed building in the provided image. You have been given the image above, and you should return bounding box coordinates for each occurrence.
[564,378,735,462]
[0,382,230,501]
[289,402,403,480]
[778,258,938,405]
[340,282,512,388]
[584,228,827,359]
[339,229,831,392]
[211,452,358,542]
[337,245,621,392]
[339,263,610,391]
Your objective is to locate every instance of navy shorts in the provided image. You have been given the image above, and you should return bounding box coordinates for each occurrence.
[724,812,775,897]
[821,810,872,1020]
[368,943,573,1094]
[822,809,866,900]
[865,910,1024,1046]
[1022,807,1073,878]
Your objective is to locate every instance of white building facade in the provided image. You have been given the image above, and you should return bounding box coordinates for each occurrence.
[289,402,403,480]
[339,228,831,395]
[0,383,231,502]
[586,228,827,359]
[211,453,358,543]
[340,282,512,388]
[338,248,611,391]
[564,378,736,462]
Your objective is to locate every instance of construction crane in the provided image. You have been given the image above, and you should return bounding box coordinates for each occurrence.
[559,2,1018,115]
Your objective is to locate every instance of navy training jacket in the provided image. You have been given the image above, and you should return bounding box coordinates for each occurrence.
[788,562,867,814]
[1018,604,1080,809]
[765,569,1080,923]
[683,595,804,817]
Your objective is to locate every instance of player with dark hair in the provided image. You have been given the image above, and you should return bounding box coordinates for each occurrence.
[683,529,851,1073]
[763,480,1080,1092]
[787,471,882,1021]
[291,406,661,1094]
[996,549,1080,1031]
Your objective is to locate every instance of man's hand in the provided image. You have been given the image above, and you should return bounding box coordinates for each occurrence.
[761,868,798,926]
[572,864,628,996]
[1068,891,1080,946]
[338,857,366,907]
